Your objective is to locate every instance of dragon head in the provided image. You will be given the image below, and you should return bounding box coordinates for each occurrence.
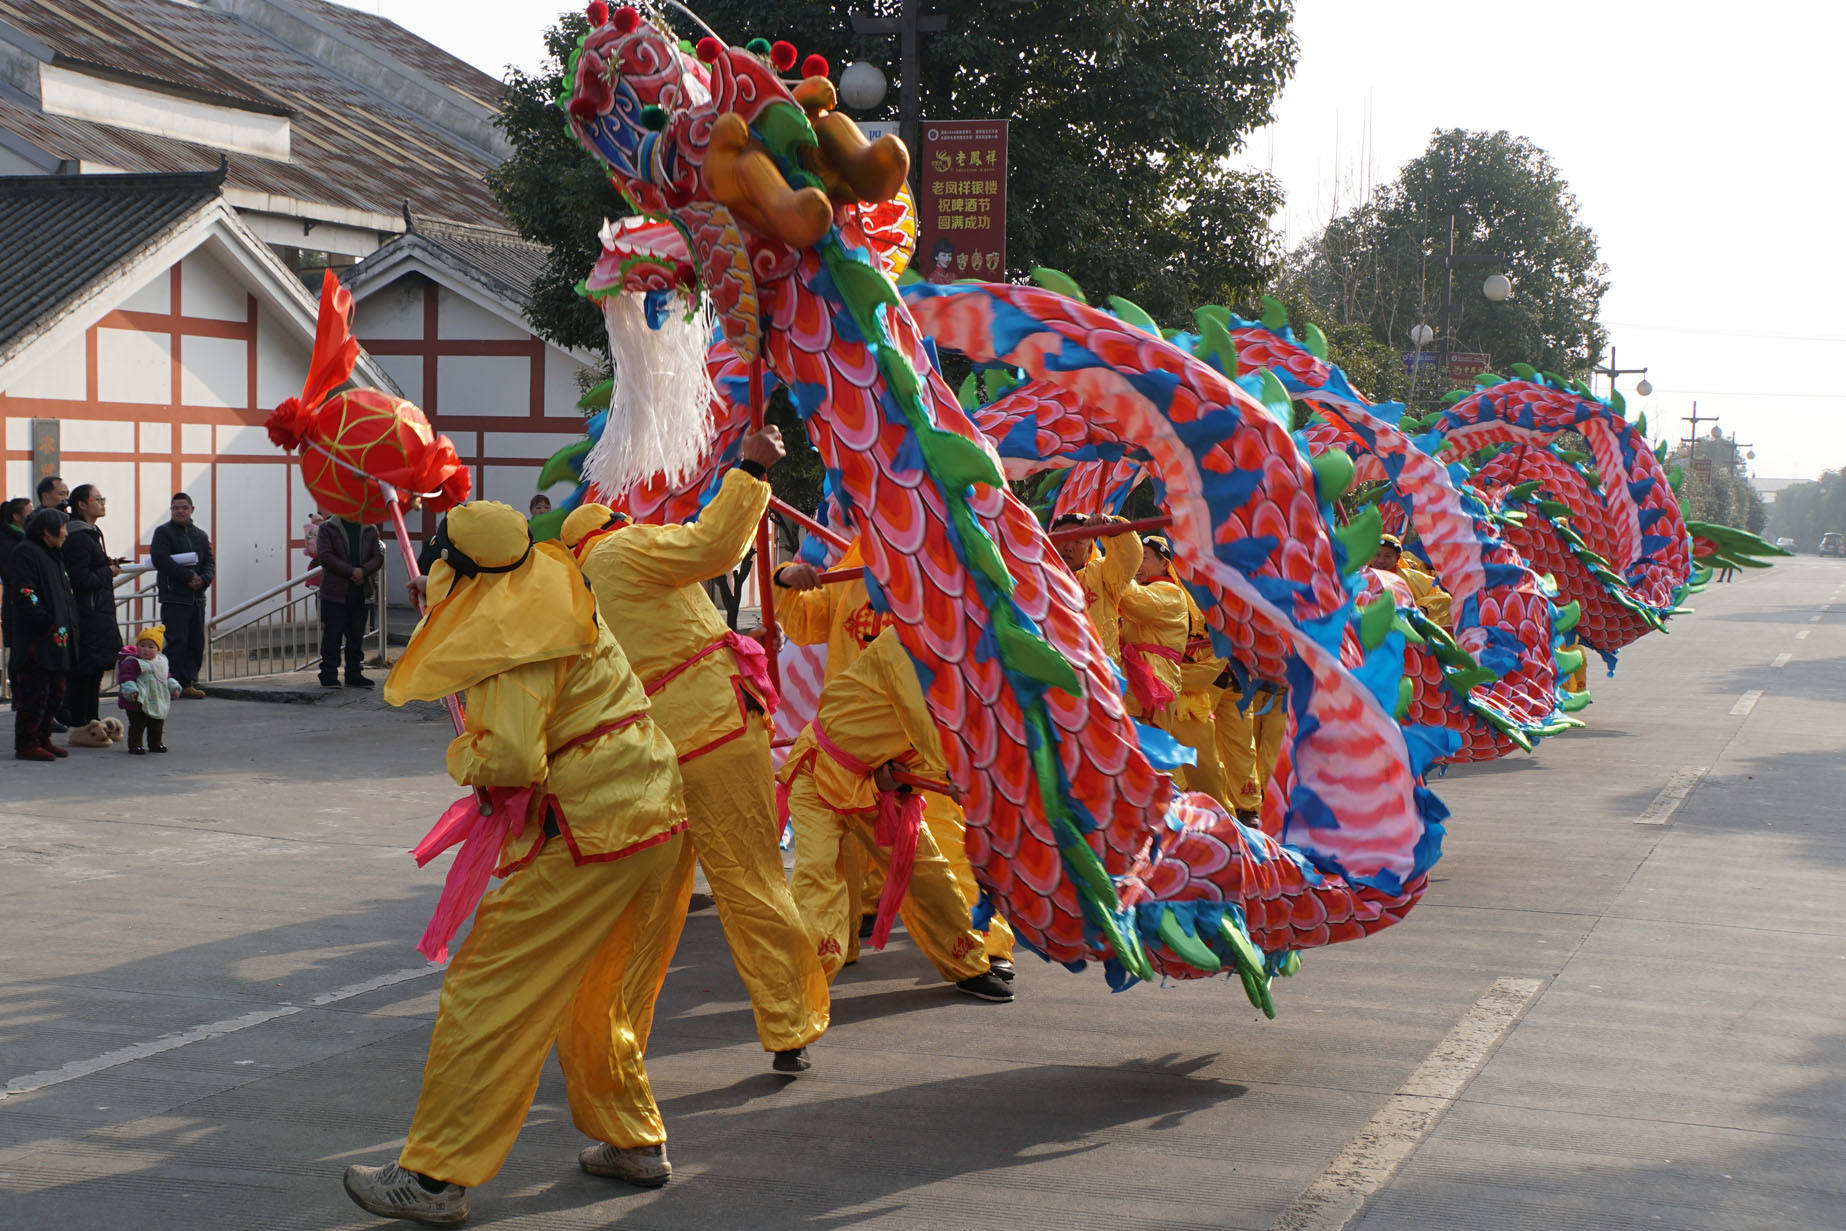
[565,4,910,360]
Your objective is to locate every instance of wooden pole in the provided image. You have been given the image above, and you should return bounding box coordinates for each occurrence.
[748,361,782,692]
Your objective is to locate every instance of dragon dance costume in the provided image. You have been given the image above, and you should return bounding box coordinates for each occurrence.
[561,468,829,1059]
[360,501,688,1204]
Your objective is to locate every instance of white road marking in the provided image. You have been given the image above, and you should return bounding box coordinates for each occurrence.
[1636,766,1709,825]
[1797,629,1812,640]
[1810,615,1823,623]
[0,965,441,1099]
[1731,690,1764,716]
[1270,977,1543,1231]
[1772,652,1792,668]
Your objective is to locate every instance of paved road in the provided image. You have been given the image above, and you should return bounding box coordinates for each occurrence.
[2,559,1841,1229]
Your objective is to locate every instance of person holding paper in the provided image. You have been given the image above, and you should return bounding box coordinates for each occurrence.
[151,493,213,697]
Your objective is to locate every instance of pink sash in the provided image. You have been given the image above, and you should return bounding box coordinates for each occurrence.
[1120,641,1183,712]
[646,630,781,714]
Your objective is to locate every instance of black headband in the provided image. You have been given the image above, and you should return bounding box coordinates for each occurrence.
[431,518,533,579]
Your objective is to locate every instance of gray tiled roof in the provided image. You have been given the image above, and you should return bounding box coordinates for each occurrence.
[0,168,222,353]
[409,218,549,305]
[0,0,506,227]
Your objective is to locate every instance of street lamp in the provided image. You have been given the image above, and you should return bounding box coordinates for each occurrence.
[1635,377,1653,397]
[1409,323,1435,348]
[839,61,888,110]
[1481,273,1512,303]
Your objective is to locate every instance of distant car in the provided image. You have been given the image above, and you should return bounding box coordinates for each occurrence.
[1822,532,1846,558]
[1775,537,1797,550]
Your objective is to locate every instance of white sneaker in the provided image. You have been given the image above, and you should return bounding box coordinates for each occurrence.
[578,1141,672,1187]
[342,1161,469,1226]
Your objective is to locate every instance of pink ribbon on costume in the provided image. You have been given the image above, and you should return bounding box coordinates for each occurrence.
[869,788,923,949]
[721,629,780,714]
[410,786,534,963]
[1120,641,1183,712]
[644,630,780,715]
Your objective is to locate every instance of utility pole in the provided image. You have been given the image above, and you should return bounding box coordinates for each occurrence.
[1681,402,1713,466]
[1726,430,1754,477]
[850,0,947,193]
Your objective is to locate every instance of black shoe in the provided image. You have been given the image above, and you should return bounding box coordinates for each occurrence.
[687,891,716,913]
[150,744,168,754]
[955,971,1015,1002]
[772,1047,812,1074]
[989,958,1015,983]
[857,914,877,939]
[49,719,68,734]
[346,674,374,688]
[319,675,341,688]
[129,746,146,756]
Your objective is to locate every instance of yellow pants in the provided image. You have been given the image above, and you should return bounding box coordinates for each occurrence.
[1214,689,1264,814]
[923,793,1014,962]
[785,770,991,984]
[1156,696,1229,809]
[400,831,683,1190]
[624,714,830,1054]
[1253,692,1286,796]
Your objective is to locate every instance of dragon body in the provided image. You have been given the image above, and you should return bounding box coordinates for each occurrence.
[564,9,1447,999]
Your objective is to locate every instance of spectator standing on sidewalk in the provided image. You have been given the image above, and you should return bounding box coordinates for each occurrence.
[11,507,76,762]
[36,474,68,513]
[315,513,382,688]
[1,497,31,686]
[61,484,125,727]
[151,493,213,698]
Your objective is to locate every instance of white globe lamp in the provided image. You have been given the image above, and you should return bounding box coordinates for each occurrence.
[1482,273,1513,303]
[1409,323,1435,348]
[1635,377,1653,397]
[839,61,888,111]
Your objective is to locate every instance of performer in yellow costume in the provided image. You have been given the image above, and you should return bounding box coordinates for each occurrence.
[1373,534,1452,629]
[560,427,830,1075]
[344,502,689,1226]
[1119,535,1228,805]
[778,543,1014,969]
[777,627,1017,1002]
[1215,676,1287,822]
[1050,513,1144,663]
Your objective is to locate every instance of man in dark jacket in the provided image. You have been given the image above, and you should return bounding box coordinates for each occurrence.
[11,507,77,761]
[151,492,213,697]
[315,513,383,687]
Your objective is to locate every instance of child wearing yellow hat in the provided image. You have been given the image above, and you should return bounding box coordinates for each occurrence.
[116,625,180,754]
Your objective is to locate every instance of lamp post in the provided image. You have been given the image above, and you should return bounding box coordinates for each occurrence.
[1434,213,1509,388]
[838,61,888,111]
[850,0,947,193]
[1594,345,1650,404]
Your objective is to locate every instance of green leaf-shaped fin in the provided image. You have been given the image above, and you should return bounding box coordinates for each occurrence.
[1260,295,1289,332]
[537,439,591,490]
[1302,321,1330,360]
[1157,907,1222,972]
[922,429,1004,491]
[1311,449,1355,505]
[996,619,1082,698]
[1553,599,1581,633]
[1554,646,1585,676]
[576,379,614,412]
[1105,294,1161,336]
[1217,917,1275,1018]
[1359,593,1395,653]
[1029,267,1088,302]
[1335,505,1383,573]
[1193,308,1238,379]
[1510,362,1539,381]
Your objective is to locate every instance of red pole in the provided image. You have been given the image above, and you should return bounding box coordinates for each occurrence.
[768,495,853,552]
[748,361,781,693]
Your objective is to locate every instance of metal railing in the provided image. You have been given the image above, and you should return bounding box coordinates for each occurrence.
[201,546,389,682]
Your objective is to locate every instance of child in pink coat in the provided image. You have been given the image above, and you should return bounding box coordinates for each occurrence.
[117,626,181,754]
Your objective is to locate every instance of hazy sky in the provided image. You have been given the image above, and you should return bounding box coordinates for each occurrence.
[344,0,1846,480]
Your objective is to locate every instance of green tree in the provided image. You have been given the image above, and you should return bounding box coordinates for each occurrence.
[1291,130,1609,396]
[1665,435,1766,534]
[1766,470,1846,550]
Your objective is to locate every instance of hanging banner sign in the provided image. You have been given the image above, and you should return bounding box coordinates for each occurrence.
[918,119,1007,283]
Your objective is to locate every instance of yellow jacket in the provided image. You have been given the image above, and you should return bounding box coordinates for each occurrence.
[578,468,771,761]
[774,539,893,682]
[777,628,944,814]
[449,617,686,874]
[1073,519,1144,662]
[1396,563,1453,629]
[1118,578,1192,716]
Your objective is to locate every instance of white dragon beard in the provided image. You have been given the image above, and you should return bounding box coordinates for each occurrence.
[584,290,718,498]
